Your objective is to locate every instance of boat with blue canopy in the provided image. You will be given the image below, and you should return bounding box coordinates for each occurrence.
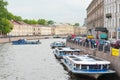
[12,39,41,45]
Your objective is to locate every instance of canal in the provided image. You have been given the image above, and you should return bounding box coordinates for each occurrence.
[0,39,119,80]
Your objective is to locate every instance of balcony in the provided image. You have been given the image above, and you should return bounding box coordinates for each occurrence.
[106,13,112,18]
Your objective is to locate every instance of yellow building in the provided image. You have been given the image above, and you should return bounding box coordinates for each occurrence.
[40,26,52,35]
[32,25,41,35]
[54,24,74,35]
[9,20,33,36]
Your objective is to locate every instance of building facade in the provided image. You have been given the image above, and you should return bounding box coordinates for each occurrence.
[74,26,87,36]
[40,26,52,35]
[104,0,120,39]
[9,21,33,36]
[87,0,105,38]
[9,21,83,36]
[54,24,74,35]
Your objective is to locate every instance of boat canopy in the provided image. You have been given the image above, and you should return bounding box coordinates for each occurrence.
[65,55,110,65]
[56,47,81,52]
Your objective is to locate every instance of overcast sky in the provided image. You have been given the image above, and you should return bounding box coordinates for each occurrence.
[7,0,92,25]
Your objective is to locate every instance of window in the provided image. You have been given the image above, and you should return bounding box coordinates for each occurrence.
[81,65,87,70]
[103,65,107,70]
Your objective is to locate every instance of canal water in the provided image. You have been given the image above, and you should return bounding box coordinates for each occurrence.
[0,39,119,80]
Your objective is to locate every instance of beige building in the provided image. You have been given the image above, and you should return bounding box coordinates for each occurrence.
[74,26,87,36]
[9,21,33,36]
[40,26,52,35]
[9,21,85,36]
[80,27,87,35]
[32,25,41,35]
[54,24,74,35]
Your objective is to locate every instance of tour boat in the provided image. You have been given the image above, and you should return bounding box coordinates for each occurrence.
[12,39,41,45]
[53,47,82,59]
[50,41,66,49]
[61,55,116,78]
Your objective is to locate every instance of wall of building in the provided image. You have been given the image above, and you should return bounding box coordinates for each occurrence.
[101,0,120,40]
[87,0,104,35]
[40,27,52,35]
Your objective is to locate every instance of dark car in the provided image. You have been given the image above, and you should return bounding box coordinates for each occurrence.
[111,40,120,48]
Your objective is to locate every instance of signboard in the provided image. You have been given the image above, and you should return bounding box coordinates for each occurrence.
[100,33,107,39]
[111,48,119,57]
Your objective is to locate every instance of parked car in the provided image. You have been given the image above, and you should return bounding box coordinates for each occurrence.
[111,40,120,48]
[74,37,82,42]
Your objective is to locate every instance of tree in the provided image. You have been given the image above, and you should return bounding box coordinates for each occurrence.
[47,20,54,25]
[0,18,13,35]
[23,19,37,24]
[14,16,22,21]
[74,23,80,26]
[0,0,13,35]
[38,19,47,25]
[7,12,15,20]
[0,0,8,18]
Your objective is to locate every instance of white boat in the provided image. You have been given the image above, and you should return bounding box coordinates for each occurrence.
[53,47,83,59]
[61,55,116,79]
[50,41,66,49]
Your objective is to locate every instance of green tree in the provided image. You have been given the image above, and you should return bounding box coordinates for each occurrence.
[14,16,22,21]
[47,20,54,25]
[7,12,15,20]
[38,19,47,25]
[74,23,79,26]
[23,19,37,24]
[0,0,13,35]
[0,0,8,18]
[0,18,13,35]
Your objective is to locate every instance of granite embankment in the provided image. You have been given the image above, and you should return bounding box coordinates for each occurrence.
[0,36,52,43]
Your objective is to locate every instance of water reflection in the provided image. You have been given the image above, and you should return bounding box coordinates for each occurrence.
[0,39,119,80]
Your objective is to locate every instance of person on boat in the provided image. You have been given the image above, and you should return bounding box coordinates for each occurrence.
[38,40,39,42]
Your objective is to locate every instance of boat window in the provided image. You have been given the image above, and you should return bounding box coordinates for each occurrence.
[103,64,107,70]
[76,64,80,68]
[89,65,101,70]
[81,65,87,70]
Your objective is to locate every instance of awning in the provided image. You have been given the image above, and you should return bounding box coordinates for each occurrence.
[100,33,107,38]
[95,27,108,32]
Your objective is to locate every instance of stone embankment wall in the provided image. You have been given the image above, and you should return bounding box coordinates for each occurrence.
[66,41,120,77]
[0,36,53,43]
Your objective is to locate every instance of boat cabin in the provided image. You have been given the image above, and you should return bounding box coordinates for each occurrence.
[50,41,66,48]
[54,47,82,58]
[64,55,110,72]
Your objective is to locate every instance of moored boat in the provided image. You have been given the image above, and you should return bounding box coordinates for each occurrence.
[50,41,66,49]
[12,39,41,45]
[53,47,83,59]
[61,55,116,79]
